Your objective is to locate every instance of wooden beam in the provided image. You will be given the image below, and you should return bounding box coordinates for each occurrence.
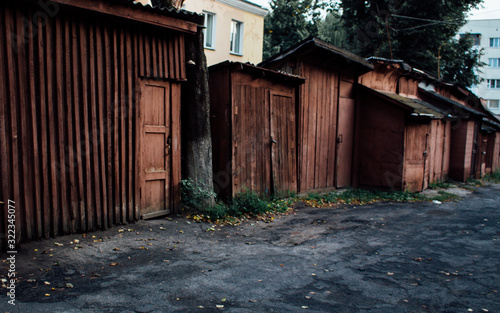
[45,0,199,33]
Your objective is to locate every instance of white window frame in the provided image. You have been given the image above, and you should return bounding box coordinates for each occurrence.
[487,99,499,109]
[490,38,500,48]
[487,79,500,89]
[230,20,243,55]
[489,58,500,68]
[203,11,216,50]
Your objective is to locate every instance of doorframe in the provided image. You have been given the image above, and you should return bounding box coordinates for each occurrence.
[136,78,180,219]
[269,89,298,196]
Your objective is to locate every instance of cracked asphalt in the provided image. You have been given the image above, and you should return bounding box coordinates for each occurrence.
[1,183,499,313]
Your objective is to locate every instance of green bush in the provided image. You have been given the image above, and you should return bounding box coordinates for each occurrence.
[231,190,270,216]
[202,201,231,221]
[181,178,216,208]
[484,170,500,183]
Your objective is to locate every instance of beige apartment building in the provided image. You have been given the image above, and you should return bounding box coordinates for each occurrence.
[183,0,268,65]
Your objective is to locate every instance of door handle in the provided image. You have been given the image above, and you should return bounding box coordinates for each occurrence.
[166,135,172,155]
[337,134,343,143]
[271,136,277,144]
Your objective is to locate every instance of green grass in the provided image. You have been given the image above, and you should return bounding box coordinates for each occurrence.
[430,191,461,202]
[483,170,500,183]
[182,181,295,223]
[182,178,466,223]
[429,180,455,189]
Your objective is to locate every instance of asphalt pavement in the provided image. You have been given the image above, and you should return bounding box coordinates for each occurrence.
[1,183,499,313]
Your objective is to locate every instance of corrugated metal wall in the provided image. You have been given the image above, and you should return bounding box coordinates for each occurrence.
[0,2,186,248]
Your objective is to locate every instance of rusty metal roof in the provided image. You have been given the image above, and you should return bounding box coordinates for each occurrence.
[259,36,373,74]
[361,86,444,118]
[123,0,204,24]
[209,61,305,85]
[418,89,486,119]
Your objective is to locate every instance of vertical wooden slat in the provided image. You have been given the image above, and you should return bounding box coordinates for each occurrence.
[44,12,61,237]
[113,25,120,224]
[126,29,134,221]
[157,34,164,77]
[168,33,175,79]
[0,5,12,247]
[171,83,181,211]
[326,74,338,187]
[89,22,102,230]
[120,28,127,223]
[72,18,85,232]
[96,21,108,229]
[104,25,114,227]
[151,31,157,77]
[166,34,172,78]
[144,31,151,77]
[139,28,145,78]
[37,14,51,238]
[63,17,77,233]
[28,10,43,238]
[173,34,180,79]
[178,34,185,80]
[13,9,32,241]
[55,16,69,234]
[80,21,92,231]
[133,30,141,220]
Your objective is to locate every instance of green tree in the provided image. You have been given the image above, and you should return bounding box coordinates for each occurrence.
[263,0,330,60]
[337,0,484,87]
[439,34,485,87]
[318,11,347,49]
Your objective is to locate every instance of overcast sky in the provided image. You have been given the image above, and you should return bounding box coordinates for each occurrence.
[251,0,500,20]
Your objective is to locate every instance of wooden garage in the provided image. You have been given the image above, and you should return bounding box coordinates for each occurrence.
[209,61,305,198]
[356,58,460,191]
[259,37,373,193]
[0,0,203,248]
[418,83,500,181]
[354,86,446,192]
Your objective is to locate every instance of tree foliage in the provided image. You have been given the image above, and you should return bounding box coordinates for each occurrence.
[318,0,484,87]
[263,0,330,60]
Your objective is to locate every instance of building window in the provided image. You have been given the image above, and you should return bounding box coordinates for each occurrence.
[489,58,500,68]
[487,79,500,89]
[460,33,481,46]
[490,38,500,48]
[488,100,499,109]
[203,12,215,49]
[230,20,243,55]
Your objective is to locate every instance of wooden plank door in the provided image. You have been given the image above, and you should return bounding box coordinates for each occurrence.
[270,91,297,197]
[335,98,356,188]
[139,79,176,219]
[404,123,429,192]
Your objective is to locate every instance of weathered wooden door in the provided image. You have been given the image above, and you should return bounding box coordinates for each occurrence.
[335,98,356,188]
[404,122,430,192]
[139,79,179,219]
[270,91,297,196]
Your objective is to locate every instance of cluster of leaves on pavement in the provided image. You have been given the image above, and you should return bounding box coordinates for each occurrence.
[181,177,477,223]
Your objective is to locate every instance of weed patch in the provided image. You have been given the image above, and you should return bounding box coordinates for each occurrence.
[181,181,295,223]
[483,170,500,183]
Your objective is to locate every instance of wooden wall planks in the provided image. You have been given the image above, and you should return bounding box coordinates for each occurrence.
[0,2,187,249]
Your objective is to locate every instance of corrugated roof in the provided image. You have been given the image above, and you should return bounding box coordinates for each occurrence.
[379,91,444,118]
[361,86,444,118]
[259,36,373,74]
[209,61,305,85]
[418,89,486,119]
[114,0,203,24]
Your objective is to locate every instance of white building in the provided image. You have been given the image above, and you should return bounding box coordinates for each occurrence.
[182,0,268,66]
[459,19,500,116]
